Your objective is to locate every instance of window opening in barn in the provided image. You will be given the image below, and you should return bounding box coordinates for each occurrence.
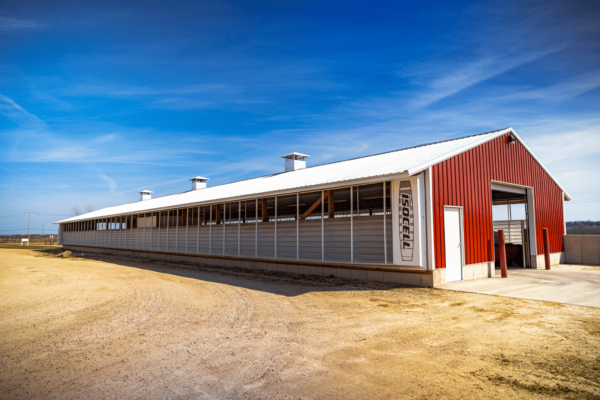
[211,204,222,225]
[156,211,163,227]
[225,202,240,224]
[167,210,175,227]
[190,207,199,227]
[179,208,186,227]
[199,206,207,225]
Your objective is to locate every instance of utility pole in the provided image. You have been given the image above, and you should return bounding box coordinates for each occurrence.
[26,214,33,245]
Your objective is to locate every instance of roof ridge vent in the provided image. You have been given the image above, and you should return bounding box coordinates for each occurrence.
[190,176,209,190]
[281,152,310,172]
[139,190,153,201]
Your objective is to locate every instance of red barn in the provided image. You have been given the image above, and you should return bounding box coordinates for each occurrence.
[429,129,568,283]
[57,128,569,287]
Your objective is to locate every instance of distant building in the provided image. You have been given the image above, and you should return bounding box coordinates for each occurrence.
[56,128,569,286]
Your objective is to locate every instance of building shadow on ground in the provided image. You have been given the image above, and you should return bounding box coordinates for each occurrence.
[36,248,412,297]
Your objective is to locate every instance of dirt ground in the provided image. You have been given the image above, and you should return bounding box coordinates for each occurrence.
[1,248,599,399]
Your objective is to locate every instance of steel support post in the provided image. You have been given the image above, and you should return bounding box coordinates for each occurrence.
[499,229,508,278]
[543,228,551,270]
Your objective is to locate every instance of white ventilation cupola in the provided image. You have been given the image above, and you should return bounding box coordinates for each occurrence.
[190,176,209,190]
[139,190,153,201]
[281,152,310,172]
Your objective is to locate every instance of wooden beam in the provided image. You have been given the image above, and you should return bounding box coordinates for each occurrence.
[300,190,330,220]
[328,190,335,218]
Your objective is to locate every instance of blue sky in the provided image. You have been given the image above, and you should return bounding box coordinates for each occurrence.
[1,0,599,234]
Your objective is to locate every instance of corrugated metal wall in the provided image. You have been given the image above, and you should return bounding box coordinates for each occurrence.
[277,221,296,260]
[432,133,565,269]
[493,220,527,245]
[60,214,391,265]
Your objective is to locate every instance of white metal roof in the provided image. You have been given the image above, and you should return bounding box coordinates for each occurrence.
[55,127,570,224]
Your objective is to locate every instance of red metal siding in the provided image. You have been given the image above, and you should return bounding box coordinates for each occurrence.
[432,133,565,269]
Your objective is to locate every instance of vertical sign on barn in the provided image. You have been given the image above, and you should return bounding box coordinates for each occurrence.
[399,180,414,261]
[392,174,426,267]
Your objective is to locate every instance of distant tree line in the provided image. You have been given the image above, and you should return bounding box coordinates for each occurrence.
[566,221,600,235]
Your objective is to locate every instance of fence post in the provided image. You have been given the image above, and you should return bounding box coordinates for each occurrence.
[499,229,507,278]
[543,228,551,270]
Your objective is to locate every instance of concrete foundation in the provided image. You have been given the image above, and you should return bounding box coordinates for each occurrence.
[530,252,565,269]
[565,235,600,266]
[463,261,495,281]
[65,245,447,287]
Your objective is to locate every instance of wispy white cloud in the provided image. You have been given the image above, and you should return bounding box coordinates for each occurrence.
[91,134,116,144]
[498,71,600,102]
[407,47,564,109]
[520,120,600,164]
[106,84,238,97]
[0,165,34,179]
[0,94,46,128]
[0,16,40,32]
[99,173,117,194]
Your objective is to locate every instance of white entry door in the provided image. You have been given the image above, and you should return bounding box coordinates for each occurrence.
[444,207,463,283]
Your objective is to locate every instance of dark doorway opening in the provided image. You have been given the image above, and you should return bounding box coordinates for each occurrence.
[492,188,530,268]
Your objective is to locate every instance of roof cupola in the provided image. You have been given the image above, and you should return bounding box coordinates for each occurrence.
[190,176,209,190]
[281,152,310,172]
[139,190,153,201]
